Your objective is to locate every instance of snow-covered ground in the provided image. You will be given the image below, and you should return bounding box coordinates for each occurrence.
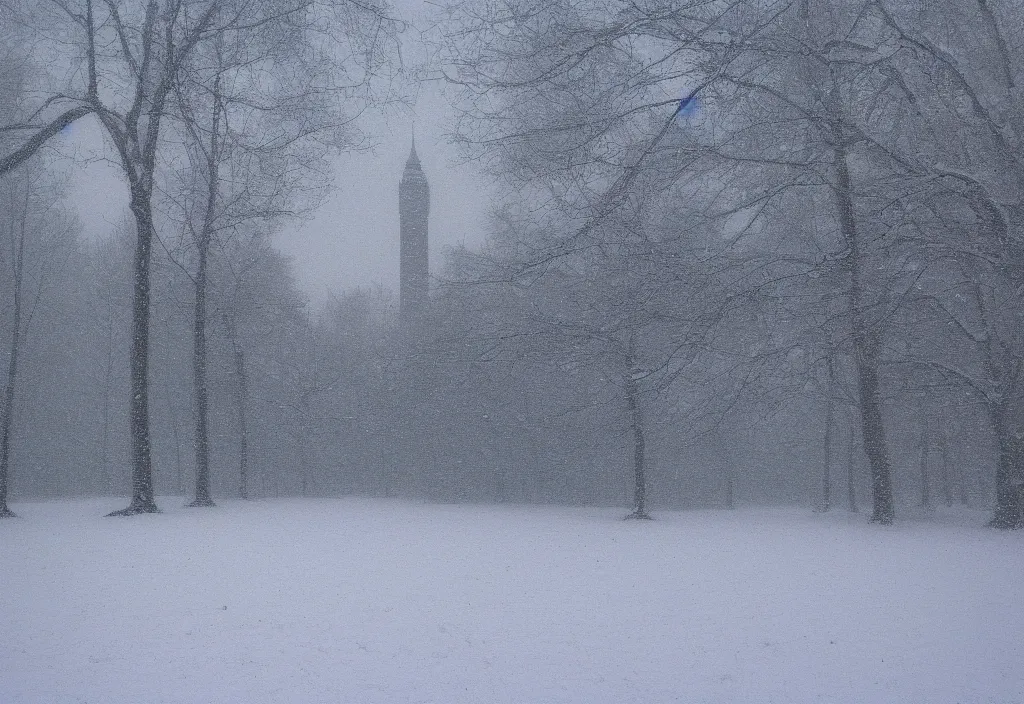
[2,498,1021,703]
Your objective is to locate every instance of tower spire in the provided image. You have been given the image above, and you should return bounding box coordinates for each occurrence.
[399,128,429,320]
[408,128,420,168]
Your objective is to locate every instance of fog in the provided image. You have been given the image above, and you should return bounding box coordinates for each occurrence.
[2,0,1019,536]
[2,0,1023,701]
[61,0,491,305]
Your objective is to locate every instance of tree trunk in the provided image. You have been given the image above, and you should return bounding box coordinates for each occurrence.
[853,330,895,524]
[0,179,28,519]
[188,242,214,507]
[186,66,223,508]
[0,268,21,518]
[108,190,159,516]
[919,411,931,509]
[988,402,1023,529]
[624,368,650,520]
[846,419,857,513]
[833,135,895,525]
[821,360,834,512]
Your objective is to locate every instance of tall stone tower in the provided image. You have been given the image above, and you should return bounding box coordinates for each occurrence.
[399,137,429,319]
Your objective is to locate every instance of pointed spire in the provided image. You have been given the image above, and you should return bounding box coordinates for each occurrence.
[407,127,420,168]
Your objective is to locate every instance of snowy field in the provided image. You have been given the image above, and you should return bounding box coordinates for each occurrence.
[2,498,1022,704]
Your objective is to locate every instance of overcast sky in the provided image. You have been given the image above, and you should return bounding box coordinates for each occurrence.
[59,0,491,309]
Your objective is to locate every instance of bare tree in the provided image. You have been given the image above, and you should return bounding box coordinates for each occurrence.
[846,0,1024,528]
[0,174,30,518]
[2,0,400,515]
[162,0,398,507]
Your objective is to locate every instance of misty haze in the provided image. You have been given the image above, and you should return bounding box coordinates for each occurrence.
[1,1,1022,702]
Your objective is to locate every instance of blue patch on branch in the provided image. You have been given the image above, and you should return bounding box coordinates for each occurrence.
[675,95,700,118]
